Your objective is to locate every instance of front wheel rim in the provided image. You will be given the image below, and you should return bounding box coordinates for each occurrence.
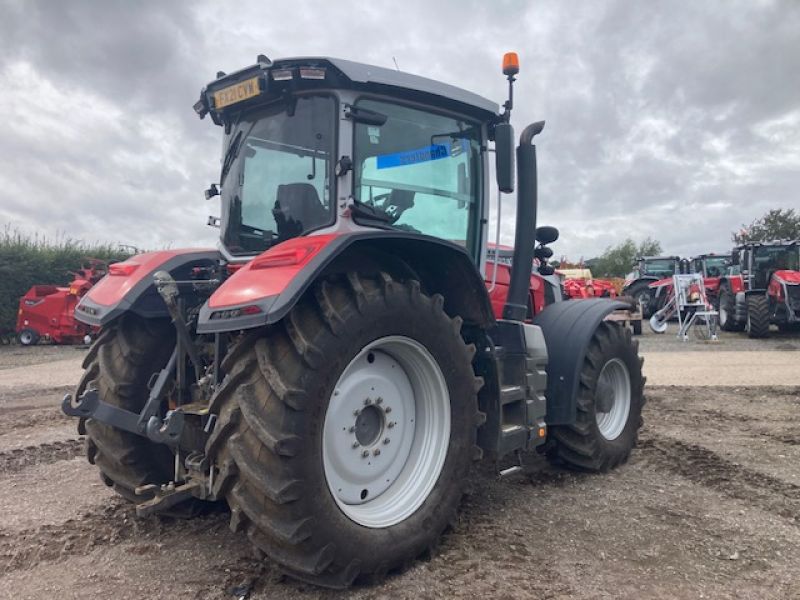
[19,332,32,345]
[595,358,631,441]
[323,336,450,528]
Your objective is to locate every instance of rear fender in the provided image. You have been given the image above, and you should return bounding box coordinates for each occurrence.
[75,249,220,327]
[532,298,628,425]
[197,232,495,333]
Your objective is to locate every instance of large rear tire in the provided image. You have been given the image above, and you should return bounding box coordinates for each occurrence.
[546,322,644,471]
[206,273,482,588]
[79,314,176,502]
[746,295,770,338]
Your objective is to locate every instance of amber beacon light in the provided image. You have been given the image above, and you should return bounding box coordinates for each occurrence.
[502,52,520,76]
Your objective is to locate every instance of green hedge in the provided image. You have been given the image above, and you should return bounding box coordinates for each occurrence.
[0,227,133,335]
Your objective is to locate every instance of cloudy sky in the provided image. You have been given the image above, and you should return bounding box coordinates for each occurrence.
[1,0,798,260]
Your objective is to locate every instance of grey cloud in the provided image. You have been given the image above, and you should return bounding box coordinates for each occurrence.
[0,0,798,260]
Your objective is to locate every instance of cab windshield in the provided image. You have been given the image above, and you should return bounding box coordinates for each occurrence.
[352,99,482,255]
[642,259,676,277]
[703,256,729,277]
[754,245,800,272]
[221,95,336,255]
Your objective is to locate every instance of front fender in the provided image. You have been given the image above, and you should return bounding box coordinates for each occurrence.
[75,249,219,327]
[532,298,629,425]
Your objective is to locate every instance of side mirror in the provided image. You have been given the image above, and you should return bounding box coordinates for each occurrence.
[494,122,515,193]
[535,225,559,245]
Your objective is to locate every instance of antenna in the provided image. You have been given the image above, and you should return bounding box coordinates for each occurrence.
[392,57,400,71]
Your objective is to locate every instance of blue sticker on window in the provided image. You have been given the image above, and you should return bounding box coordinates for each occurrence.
[376,144,450,169]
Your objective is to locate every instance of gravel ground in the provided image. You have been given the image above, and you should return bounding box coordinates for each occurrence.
[1,333,799,599]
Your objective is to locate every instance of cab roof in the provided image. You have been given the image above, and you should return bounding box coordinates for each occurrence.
[320,56,499,115]
[199,56,500,123]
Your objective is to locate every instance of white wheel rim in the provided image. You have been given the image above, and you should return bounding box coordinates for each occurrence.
[20,332,32,345]
[322,336,450,528]
[649,314,668,334]
[595,358,631,441]
[719,305,728,326]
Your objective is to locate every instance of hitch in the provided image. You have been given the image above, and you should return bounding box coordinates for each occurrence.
[62,389,193,447]
[135,479,204,517]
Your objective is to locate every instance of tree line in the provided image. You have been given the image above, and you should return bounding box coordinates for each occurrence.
[585,208,799,278]
[0,226,131,335]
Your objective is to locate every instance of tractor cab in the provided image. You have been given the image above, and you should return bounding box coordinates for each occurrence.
[195,57,498,269]
[734,241,800,290]
[629,255,681,281]
[691,253,730,279]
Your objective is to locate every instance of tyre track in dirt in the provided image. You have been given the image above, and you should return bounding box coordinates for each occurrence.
[0,438,84,474]
[640,434,800,522]
[0,500,234,576]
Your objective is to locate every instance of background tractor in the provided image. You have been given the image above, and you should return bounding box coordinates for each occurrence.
[718,241,800,337]
[622,255,680,316]
[15,259,106,345]
[62,54,644,588]
[690,253,731,308]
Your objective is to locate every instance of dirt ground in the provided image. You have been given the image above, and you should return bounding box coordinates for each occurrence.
[1,329,799,599]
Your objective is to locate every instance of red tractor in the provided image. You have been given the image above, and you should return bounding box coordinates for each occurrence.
[718,241,800,337]
[15,260,107,346]
[62,54,644,588]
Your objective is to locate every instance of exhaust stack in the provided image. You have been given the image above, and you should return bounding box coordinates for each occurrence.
[502,121,545,322]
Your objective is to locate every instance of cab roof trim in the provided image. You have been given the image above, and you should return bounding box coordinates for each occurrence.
[281,56,500,116]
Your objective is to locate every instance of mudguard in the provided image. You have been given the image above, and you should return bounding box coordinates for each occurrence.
[75,249,220,327]
[197,231,495,334]
[532,298,629,425]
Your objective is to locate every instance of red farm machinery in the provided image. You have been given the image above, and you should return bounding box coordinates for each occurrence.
[16,260,107,346]
[557,267,617,300]
[62,54,644,588]
[718,240,800,337]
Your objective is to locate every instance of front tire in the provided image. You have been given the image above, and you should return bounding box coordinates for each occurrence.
[17,328,40,346]
[206,273,482,587]
[547,322,644,471]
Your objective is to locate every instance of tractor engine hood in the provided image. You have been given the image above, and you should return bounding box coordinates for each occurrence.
[773,270,800,285]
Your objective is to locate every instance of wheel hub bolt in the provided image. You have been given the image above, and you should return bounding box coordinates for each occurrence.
[383,438,390,445]
[353,409,361,416]
[373,449,381,456]
[388,421,396,429]
[349,426,356,433]
[376,397,383,405]
[364,398,372,405]
[361,450,369,458]
[352,441,360,448]
[385,406,392,414]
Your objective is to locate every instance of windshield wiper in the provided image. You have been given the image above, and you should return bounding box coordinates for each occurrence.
[220,121,258,186]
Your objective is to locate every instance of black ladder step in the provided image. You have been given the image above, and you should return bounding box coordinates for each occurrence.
[500,385,526,405]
